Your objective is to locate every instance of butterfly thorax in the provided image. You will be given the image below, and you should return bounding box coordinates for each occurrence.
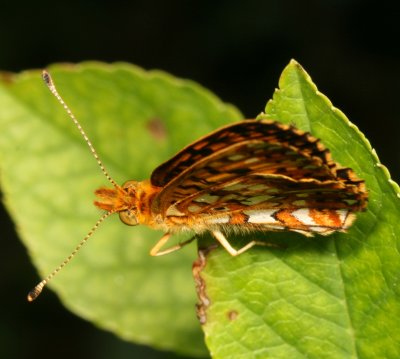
[94,180,162,227]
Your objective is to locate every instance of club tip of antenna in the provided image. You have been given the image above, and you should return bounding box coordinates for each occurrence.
[42,70,53,86]
[27,283,44,302]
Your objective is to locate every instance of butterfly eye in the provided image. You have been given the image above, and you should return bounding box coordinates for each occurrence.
[119,209,139,226]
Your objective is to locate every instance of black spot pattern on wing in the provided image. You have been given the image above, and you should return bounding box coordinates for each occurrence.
[149,119,368,216]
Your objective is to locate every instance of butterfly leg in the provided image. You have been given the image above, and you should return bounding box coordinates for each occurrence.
[211,230,267,256]
[150,233,196,256]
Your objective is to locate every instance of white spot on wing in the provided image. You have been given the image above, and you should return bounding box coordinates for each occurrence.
[336,209,349,225]
[244,209,277,224]
[292,208,316,226]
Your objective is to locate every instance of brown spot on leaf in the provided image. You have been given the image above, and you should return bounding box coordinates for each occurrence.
[147,118,167,141]
[227,310,238,321]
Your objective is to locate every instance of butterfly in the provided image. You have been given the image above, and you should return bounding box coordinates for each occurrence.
[28,71,368,301]
[95,118,368,256]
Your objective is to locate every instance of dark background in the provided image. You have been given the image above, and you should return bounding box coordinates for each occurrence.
[1,1,399,358]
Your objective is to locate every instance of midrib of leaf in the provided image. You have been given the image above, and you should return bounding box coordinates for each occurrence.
[333,240,359,359]
[292,66,312,133]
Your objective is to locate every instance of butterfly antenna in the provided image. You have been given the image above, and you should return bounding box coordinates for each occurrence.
[27,210,115,302]
[42,70,118,188]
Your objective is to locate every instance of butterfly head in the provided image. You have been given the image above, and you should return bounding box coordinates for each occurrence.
[94,181,140,226]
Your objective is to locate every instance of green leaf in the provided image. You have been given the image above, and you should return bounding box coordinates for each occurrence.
[0,62,242,356]
[199,60,400,358]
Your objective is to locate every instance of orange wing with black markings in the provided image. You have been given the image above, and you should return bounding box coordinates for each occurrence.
[150,120,367,235]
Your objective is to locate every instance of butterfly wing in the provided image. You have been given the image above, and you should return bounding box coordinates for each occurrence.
[150,120,367,235]
[167,173,364,235]
[151,119,336,187]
